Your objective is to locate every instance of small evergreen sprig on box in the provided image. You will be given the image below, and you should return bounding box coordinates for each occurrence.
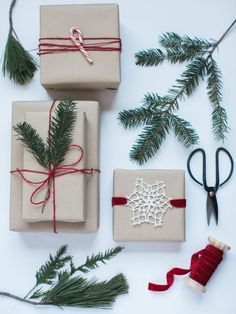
[0,246,128,308]
[2,0,38,85]
[119,19,236,165]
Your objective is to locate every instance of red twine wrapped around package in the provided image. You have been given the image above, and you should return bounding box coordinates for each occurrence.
[38,26,122,64]
[11,100,100,233]
[148,237,230,293]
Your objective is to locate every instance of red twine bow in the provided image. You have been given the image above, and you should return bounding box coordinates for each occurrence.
[11,100,100,233]
[148,244,223,292]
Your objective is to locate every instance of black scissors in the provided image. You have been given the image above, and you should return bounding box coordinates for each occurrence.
[187,147,234,225]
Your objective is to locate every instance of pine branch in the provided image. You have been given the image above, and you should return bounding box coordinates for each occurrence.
[206,57,229,140]
[135,48,166,66]
[130,114,171,165]
[35,245,72,286]
[13,122,48,168]
[170,114,199,147]
[118,107,156,129]
[41,273,128,308]
[76,247,124,274]
[48,100,77,167]
[168,57,207,100]
[159,32,215,50]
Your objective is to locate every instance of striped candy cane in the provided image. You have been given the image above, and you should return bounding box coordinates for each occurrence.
[69,27,93,64]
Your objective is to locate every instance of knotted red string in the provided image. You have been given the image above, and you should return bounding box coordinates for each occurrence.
[38,27,121,57]
[11,100,100,233]
[148,244,223,292]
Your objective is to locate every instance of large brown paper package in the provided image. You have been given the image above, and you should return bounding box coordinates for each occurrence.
[113,169,186,242]
[22,110,87,223]
[10,101,100,233]
[40,4,121,90]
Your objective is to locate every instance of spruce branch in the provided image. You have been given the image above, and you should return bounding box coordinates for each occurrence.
[0,246,128,309]
[48,100,77,167]
[13,122,48,168]
[119,19,236,164]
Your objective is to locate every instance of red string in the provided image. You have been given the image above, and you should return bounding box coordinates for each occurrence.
[11,101,100,233]
[38,37,122,56]
[148,244,223,292]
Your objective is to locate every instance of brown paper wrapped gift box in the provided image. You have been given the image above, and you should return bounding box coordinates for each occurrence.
[113,169,186,242]
[10,101,100,232]
[40,4,121,90]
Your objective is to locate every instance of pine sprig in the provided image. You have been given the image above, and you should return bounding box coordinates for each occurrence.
[2,0,38,85]
[13,122,48,168]
[35,245,72,285]
[119,20,236,164]
[0,246,128,309]
[48,100,77,167]
[13,100,77,170]
[76,247,124,273]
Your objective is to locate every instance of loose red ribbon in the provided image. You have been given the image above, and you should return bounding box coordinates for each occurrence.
[148,244,223,292]
[11,100,100,233]
[38,26,121,57]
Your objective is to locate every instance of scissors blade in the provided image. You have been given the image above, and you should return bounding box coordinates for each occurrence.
[206,194,214,225]
[211,195,218,225]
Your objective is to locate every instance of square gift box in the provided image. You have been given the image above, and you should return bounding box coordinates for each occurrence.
[112,169,186,242]
[40,4,121,90]
[10,101,100,232]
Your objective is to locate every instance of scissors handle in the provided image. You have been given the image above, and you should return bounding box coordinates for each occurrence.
[187,148,206,187]
[187,147,234,190]
[216,147,234,189]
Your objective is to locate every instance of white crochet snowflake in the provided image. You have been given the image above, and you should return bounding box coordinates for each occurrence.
[126,178,172,227]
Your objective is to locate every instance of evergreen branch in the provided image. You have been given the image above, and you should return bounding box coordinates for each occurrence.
[206,57,229,141]
[13,122,48,168]
[118,107,156,129]
[35,245,72,286]
[76,247,124,274]
[159,32,215,50]
[48,100,77,167]
[42,273,128,308]
[170,114,199,147]
[168,57,207,100]
[130,114,170,164]
[135,48,165,66]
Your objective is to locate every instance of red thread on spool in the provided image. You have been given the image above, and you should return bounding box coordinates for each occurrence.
[148,237,230,293]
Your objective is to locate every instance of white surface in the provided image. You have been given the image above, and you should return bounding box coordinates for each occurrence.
[0,0,236,313]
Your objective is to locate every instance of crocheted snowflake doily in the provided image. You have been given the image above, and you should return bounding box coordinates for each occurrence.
[126,178,172,227]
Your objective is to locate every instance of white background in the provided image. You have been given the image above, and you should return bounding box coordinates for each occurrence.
[0,0,236,313]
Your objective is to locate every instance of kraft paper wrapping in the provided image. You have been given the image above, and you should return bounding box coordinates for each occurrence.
[40,4,121,90]
[10,101,100,233]
[113,169,186,242]
[22,111,87,223]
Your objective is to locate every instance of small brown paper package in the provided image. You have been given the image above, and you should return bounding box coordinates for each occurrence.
[22,111,87,223]
[112,169,186,242]
[40,4,121,90]
[10,101,100,233]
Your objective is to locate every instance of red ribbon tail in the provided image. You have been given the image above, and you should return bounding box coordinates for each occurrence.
[170,199,186,208]
[112,196,128,206]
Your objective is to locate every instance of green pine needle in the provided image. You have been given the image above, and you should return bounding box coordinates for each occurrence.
[48,100,77,167]
[35,245,72,285]
[13,122,48,168]
[77,247,124,273]
[2,31,38,85]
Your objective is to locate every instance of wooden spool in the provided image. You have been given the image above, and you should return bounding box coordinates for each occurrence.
[185,236,230,293]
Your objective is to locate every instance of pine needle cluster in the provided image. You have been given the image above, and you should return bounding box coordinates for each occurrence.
[119,20,236,164]
[0,246,128,308]
[2,0,38,85]
[13,100,77,169]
